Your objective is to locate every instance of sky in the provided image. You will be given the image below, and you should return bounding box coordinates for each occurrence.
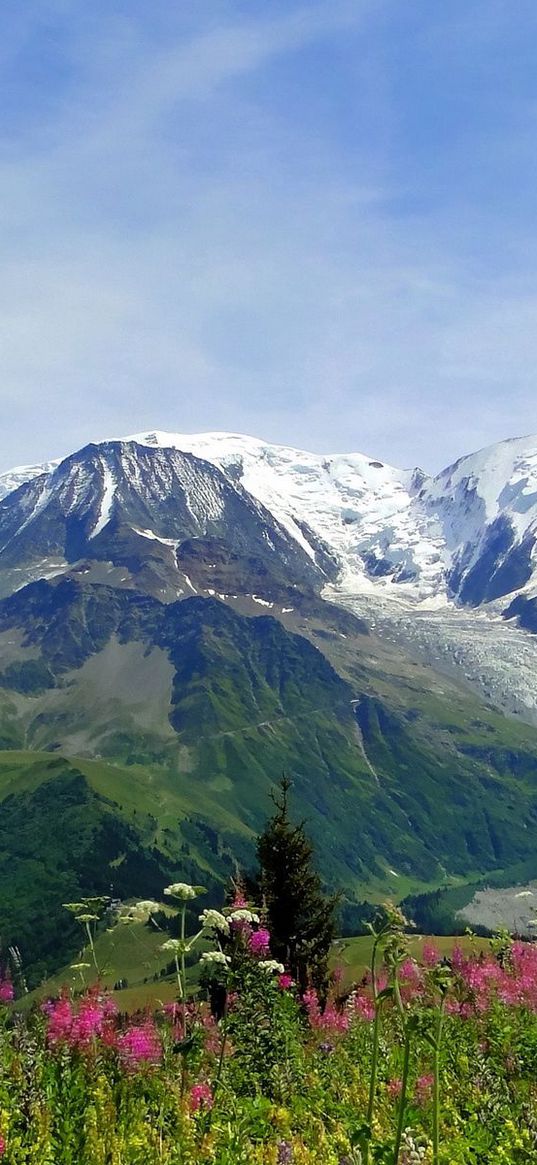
[2,0,537,474]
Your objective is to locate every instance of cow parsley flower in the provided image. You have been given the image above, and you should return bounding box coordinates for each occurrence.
[258,960,285,974]
[228,908,259,924]
[119,900,161,923]
[164,883,204,901]
[200,951,230,967]
[160,939,187,954]
[199,909,230,935]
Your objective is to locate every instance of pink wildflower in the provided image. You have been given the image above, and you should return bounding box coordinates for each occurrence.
[0,980,13,1003]
[451,944,465,970]
[278,973,294,990]
[249,928,271,957]
[399,958,423,1002]
[70,1000,108,1046]
[43,989,116,1049]
[422,940,441,967]
[118,1022,161,1068]
[445,998,462,1016]
[189,1082,214,1112]
[387,1078,403,1099]
[0,1135,5,1155]
[351,993,375,1022]
[415,1073,434,1104]
[43,996,75,1044]
[303,988,349,1035]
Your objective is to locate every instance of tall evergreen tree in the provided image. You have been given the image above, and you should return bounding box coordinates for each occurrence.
[256,776,338,997]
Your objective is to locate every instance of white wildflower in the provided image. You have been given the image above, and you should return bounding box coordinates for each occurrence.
[200,951,230,966]
[228,908,259,924]
[258,960,285,974]
[118,900,161,923]
[160,939,187,954]
[163,882,205,901]
[199,909,230,936]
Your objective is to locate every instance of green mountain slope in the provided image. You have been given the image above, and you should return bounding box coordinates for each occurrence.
[2,579,537,981]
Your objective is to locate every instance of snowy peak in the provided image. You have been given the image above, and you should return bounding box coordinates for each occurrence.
[0,459,60,501]
[0,440,325,600]
[122,429,537,607]
[1,429,537,610]
[418,435,537,605]
[124,430,425,588]
[426,434,537,538]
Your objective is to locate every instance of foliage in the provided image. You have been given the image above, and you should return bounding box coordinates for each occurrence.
[257,777,338,997]
[3,891,537,1162]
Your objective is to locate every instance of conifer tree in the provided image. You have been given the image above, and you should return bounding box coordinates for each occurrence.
[256,776,338,997]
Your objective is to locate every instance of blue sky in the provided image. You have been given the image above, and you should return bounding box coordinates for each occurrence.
[2,0,537,473]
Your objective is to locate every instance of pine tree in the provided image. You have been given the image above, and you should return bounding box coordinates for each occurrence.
[256,776,338,997]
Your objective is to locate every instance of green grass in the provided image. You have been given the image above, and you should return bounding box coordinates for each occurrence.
[332,933,492,988]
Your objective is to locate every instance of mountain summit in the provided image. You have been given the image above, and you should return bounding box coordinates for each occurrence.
[3,429,537,608]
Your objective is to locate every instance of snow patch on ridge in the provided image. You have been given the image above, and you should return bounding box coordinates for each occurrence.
[90,458,116,539]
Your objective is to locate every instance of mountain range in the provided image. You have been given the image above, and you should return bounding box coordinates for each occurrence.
[2,429,537,981]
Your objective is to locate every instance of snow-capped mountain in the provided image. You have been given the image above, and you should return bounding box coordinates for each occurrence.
[2,428,537,720]
[0,458,60,501]
[2,429,537,608]
[0,440,324,600]
[124,430,537,608]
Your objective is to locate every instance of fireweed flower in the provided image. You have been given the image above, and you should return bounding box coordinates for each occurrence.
[249,928,271,956]
[189,1082,214,1112]
[422,940,441,967]
[278,973,294,990]
[0,980,14,1003]
[351,992,375,1022]
[0,1135,5,1156]
[415,1074,434,1104]
[118,1022,161,1068]
[304,989,350,1035]
[43,997,75,1044]
[70,1000,108,1046]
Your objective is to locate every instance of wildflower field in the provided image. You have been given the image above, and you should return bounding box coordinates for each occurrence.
[1,888,537,1164]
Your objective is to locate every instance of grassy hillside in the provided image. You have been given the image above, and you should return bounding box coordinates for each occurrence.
[2,582,537,981]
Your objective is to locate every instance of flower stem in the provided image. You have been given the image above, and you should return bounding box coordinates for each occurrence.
[364,933,383,1165]
[85,920,100,977]
[393,1030,412,1165]
[214,996,228,1095]
[432,997,446,1165]
[180,905,187,1040]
